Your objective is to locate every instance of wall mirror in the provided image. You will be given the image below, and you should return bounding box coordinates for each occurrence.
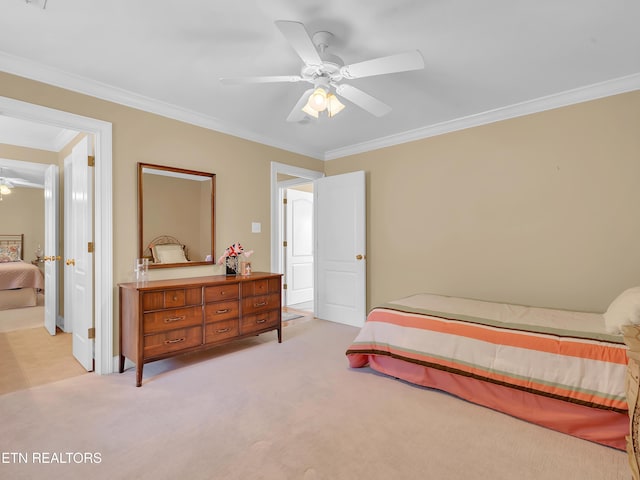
[138,162,215,269]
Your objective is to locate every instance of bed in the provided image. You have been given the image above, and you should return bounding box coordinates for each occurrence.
[143,235,191,265]
[0,234,44,310]
[346,291,633,450]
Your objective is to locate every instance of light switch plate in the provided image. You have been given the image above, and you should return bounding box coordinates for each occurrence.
[251,222,261,233]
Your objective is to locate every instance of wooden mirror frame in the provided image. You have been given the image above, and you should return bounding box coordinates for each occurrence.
[138,162,215,269]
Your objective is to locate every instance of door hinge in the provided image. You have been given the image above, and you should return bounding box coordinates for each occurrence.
[87,155,95,167]
[87,241,94,253]
[283,283,288,290]
[282,198,288,205]
[283,241,288,247]
[88,327,95,339]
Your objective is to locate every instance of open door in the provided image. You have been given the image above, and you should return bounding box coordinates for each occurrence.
[43,164,58,336]
[65,136,94,371]
[315,171,366,327]
[285,187,314,306]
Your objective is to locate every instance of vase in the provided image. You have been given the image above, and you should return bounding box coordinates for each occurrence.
[225,255,239,276]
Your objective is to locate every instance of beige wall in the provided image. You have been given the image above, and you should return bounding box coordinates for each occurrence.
[0,144,55,266]
[2,71,638,350]
[326,90,640,313]
[1,71,323,351]
[0,185,44,261]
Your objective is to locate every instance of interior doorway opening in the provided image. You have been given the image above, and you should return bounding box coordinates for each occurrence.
[270,162,324,318]
[282,182,314,313]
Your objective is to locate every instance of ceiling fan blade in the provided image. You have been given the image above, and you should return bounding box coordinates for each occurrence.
[340,50,424,79]
[275,20,323,67]
[286,89,313,122]
[220,75,302,85]
[336,84,392,117]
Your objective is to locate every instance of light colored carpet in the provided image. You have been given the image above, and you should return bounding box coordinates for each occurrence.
[0,326,87,394]
[0,318,628,480]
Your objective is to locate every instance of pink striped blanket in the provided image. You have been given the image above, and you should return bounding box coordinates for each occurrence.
[346,293,628,412]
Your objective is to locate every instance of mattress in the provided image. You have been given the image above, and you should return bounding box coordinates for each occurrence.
[346,293,629,449]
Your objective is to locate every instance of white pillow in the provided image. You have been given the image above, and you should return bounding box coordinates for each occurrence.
[603,287,640,334]
[152,244,188,264]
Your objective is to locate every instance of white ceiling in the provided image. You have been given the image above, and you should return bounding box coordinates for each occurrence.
[0,0,639,160]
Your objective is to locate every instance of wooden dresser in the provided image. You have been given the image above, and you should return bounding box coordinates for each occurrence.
[119,272,282,386]
[623,324,640,480]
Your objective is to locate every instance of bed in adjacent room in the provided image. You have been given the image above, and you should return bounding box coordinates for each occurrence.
[0,234,44,310]
[346,291,635,450]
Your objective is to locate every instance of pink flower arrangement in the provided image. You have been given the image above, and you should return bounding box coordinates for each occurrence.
[217,242,254,265]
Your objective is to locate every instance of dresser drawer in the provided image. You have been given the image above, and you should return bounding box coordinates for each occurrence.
[242,293,279,315]
[241,309,279,335]
[143,306,202,334]
[204,300,239,323]
[205,319,239,344]
[204,284,239,303]
[244,278,280,297]
[142,287,202,311]
[143,326,202,358]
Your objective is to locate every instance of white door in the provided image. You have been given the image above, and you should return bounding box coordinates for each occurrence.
[315,171,366,327]
[285,187,314,306]
[65,136,94,371]
[43,164,58,336]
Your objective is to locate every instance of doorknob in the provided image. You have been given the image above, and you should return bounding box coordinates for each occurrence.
[356,254,366,260]
[66,259,76,266]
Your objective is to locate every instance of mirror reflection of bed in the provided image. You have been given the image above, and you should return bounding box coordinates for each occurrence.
[0,233,86,394]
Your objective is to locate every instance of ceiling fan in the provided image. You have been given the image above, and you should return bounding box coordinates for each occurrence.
[220,20,425,122]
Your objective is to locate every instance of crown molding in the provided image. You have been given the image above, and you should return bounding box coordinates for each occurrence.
[0,52,325,159]
[2,52,638,162]
[324,73,640,160]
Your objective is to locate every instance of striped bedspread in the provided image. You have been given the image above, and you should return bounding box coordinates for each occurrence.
[346,293,628,412]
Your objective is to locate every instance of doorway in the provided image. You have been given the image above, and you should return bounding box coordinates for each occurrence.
[0,95,113,375]
[283,183,314,313]
[270,162,323,318]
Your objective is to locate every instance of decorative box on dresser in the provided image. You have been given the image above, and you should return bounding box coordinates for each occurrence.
[119,272,282,387]
[623,324,640,480]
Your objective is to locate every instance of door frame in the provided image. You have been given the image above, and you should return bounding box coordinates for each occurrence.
[0,96,114,375]
[270,162,323,311]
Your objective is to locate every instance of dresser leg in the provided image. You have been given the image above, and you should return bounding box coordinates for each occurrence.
[119,354,125,373]
[136,366,143,387]
[277,327,282,343]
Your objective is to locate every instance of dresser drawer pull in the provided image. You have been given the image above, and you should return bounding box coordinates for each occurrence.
[216,328,231,334]
[254,301,268,307]
[164,315,186,323]
[164,337,186,345]
[256,318,267,324]
[215,309,230,314]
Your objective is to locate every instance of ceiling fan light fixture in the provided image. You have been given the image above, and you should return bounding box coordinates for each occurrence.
[301,103,319,118]
[308,87,328,112]
[326,93,345,118]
